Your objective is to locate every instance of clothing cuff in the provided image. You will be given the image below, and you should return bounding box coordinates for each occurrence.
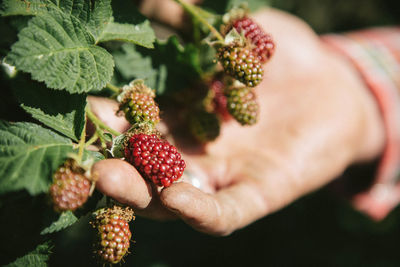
[322,28,400,220]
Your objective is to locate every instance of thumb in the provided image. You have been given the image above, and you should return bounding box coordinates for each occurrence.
[159,180,269,236]
[93,159,176,220]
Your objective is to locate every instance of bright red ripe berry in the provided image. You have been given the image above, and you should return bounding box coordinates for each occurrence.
[124,134,186,187]
[232,16,275,63]
[49,159,91,212]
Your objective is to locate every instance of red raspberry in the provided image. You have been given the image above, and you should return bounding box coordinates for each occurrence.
[124,134,186,187]
[232,16,275,63]
[92,206,134,264]
[49,159,91,212]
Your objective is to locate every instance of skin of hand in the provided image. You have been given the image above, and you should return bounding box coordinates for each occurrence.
[90,7,386,236]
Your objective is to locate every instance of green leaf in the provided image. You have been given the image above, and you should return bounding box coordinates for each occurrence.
[41,211,78,235]
[113,43,158,86]
[98,20,155,48]
[6,11,114,93]
[1,0,156,47]
[84,150,105,162]
[85,0,113,41]
[0,121,74,195]
[12,78,86,141]
[1,0,52,16]
[1,0,111,39]
[5,242,52,267]
[3,0,155,93]
[113,37,202,95]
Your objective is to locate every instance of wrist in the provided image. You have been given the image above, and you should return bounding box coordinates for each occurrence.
[325,45,386,163]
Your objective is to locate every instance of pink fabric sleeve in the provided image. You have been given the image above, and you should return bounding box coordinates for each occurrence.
[322,27,400,220]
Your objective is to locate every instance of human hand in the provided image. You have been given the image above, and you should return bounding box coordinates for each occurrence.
[90,8,385,235]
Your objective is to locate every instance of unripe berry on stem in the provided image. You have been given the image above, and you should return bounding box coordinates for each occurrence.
[49,159,91,212]
[91,206,134,264]
[225,87,259,126]
[118,80,160,125]
[231,16,275,63]
[218,45,263,87]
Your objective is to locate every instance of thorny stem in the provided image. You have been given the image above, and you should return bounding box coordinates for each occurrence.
[106,83,121,94]
[174,0,224,42]
[77,122,86,163]
[86,108,121,136]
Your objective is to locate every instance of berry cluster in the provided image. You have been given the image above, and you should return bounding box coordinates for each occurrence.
[118,81,160,125]
[232,17,275,63]
[187,10,273,139]
[225,87,258,125]
[92,206,134,264]
[124,133,186,187]
[116,81,186,188]
[218,45,263,87]
[216,10,275,87]
[49,159,92,212]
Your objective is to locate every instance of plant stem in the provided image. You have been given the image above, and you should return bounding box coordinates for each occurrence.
[106,83,121,94]
[77,122,86,163]
[86,108,121,136]
[96,127,108,158]
[85,132,99,148]
[174,0,224,42]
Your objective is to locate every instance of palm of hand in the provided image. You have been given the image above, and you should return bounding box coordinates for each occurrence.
[91,9,384,235]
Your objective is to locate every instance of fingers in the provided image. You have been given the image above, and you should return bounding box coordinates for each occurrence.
[88,96,130,133]
[138,0,201,29]
[93,159,176,220]
[160,180,268,236]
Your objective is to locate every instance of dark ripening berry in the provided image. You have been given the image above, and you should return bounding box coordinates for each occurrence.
[92,206,134,265]
[189,111,221,143]
[119,91,160,125]
[225,87,259,126]
[49,159,91,212]
[210,79,230,120]
[232,16,275,63]
[124,134,186,187]
[218,45,263,87]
